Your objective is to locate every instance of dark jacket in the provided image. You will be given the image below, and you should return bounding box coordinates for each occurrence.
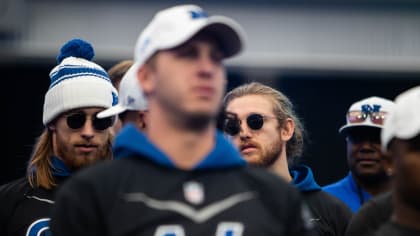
[50,125,316,236]
[345,191,392,236]
[291,165,353,236]
[373,221,420,236]
[0,157,69,236]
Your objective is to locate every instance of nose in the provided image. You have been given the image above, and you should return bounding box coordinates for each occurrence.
[80,118,95,140]
[358,141,376,152]
[239,122,252,141]
[197,54,218,79]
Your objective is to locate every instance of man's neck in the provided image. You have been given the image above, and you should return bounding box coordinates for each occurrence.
[352,173,391,196]
[146,107,215,170]
[269,149,292,183]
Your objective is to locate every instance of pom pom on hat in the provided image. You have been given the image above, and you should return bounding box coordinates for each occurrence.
[56,38,95,63]
[43,38,118,125]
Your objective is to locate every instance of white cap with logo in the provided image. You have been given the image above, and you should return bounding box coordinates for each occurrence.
[132,4,245,71]
[381,86,420,150]
[97,65,148,118]
[339,96,395,134]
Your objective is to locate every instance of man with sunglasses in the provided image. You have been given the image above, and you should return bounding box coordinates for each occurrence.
[0,38,117,236]
[323,96,395,212]
[50,5,315,236]
[222,82,352,236]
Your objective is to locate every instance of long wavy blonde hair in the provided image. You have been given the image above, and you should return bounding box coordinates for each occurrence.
[27,128,113,189]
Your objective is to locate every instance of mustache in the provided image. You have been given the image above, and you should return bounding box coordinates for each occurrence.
[239,140,260,151]
[73,142,99,147]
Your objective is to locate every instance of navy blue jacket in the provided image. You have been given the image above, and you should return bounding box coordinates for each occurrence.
[0,157,71,236]
[50,125,315,236]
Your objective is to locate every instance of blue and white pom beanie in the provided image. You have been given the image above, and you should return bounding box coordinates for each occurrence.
[43,38,118,125]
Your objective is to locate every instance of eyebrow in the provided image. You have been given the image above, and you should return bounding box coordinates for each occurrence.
[224,111,239,118]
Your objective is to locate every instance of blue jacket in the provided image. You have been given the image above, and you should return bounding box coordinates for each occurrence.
[322,172,371,212]
[290,165,321,192]
[113,124,246,169]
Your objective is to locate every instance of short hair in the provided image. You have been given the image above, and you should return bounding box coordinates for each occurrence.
[223,82,305,166]
[108,60,134,90]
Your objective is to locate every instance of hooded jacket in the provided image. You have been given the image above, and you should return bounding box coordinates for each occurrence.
[50,125,315,236]
[0,157,70,236]
[291,165,352,236]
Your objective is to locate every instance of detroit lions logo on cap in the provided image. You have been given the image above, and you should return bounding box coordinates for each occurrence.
[127,95,135,105]
[189,10,208,19]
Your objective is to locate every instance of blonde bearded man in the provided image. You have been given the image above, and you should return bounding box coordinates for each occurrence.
[222,82,352,236]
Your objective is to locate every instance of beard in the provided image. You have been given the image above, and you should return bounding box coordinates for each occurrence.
[183,112,215,132]
[157,93,218,132]
[247,138,283,168]
[55,135,110,170]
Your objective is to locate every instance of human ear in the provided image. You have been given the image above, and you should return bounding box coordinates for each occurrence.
[137,64,155,97]
[382,149,394,177]
[280,118,295,141]
[136,111,147,130]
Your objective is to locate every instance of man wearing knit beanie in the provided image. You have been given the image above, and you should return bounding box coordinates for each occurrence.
[0,38,118,236]
[51,4,315,236]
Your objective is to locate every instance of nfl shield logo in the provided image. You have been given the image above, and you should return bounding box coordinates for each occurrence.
[183,181,204,205]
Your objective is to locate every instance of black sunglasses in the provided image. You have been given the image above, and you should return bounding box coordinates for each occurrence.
[65,112,114,131]
[223,113,275,136]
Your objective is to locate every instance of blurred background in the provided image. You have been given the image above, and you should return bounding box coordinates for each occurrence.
[1,0,420,185]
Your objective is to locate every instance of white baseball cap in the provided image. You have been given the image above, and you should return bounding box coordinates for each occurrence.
[339,96,395,134]
[97,64,148,118]
[381,86,420,150]
[132,4,245,71]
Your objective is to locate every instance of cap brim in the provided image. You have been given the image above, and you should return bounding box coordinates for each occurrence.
[134,15,245,72]
[339,123,382,134]
[97,104,128,118]
[203,16,245,58]
[161,16,245,59]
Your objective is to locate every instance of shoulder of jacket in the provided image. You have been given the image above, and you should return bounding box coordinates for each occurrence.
[0,177,31,196]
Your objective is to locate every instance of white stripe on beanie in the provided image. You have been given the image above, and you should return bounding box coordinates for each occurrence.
[42,38,118,125]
